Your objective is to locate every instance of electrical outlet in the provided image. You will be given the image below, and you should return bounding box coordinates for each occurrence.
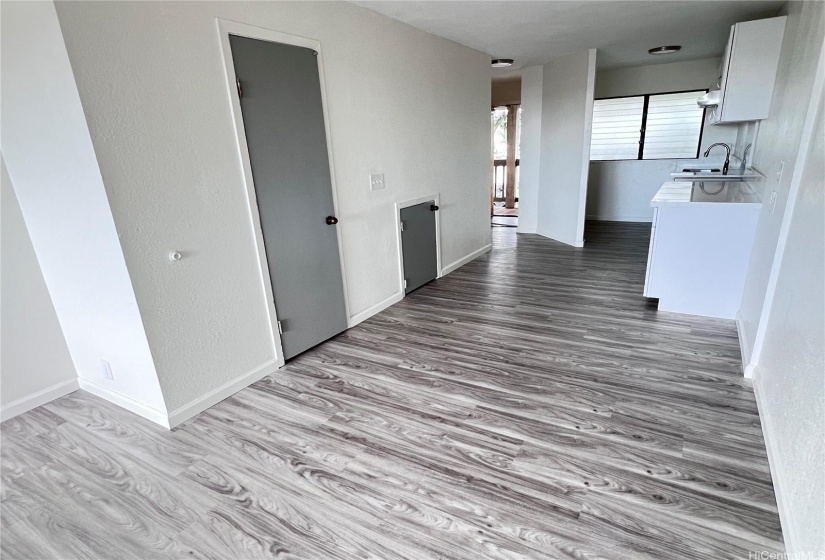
[769,191,778,215]
[100,359,114,381]
[369,173,385,191]
[775,161,784,184]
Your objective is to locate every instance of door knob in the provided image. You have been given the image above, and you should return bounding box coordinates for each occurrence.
[430,204,439,211]
[326,216,339,225]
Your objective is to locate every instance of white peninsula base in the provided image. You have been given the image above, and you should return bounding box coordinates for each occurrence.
[644,182,761,319]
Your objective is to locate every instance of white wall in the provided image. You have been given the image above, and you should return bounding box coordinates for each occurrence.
[587,57,739,222]
[517,67,543,234]
[525,50,596,246]
[754,83,824,556]
[1,158,77,419]
[737,2,825,552]
[738,0,825,371]
[594,57,723,98]
[52,1,491,415]
[0,1,168,423]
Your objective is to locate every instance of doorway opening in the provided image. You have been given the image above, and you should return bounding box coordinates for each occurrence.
[491,104,521,228]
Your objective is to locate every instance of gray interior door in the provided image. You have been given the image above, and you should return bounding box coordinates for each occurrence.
[401,202,438,294]
[230,35,348,360]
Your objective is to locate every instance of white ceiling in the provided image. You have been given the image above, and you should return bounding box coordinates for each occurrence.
[351,1,785,78]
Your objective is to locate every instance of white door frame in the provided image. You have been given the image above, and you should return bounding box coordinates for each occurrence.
[215,18,352,366]
[394,193,443,295]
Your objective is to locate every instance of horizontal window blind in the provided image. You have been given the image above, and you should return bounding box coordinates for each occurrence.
[589,90,706,161]
[590,96,644,161]
[643,91,706,159]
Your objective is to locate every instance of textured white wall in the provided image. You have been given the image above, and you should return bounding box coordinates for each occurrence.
[517,67,543,234]
[754,88,824,556]
[0,1,168,418]
[594,57,723,98]
[588,57,739,222]
[1,158,77,417]
[54,1,491,413]
[738,1,825,366]
[535,50,596,246]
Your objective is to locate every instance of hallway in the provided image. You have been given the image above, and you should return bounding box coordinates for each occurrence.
[1,223,782,559]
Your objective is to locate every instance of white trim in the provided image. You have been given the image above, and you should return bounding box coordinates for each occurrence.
[735,311,757,378]
[216,19,286,370]
[752,370,797,553]
[746,38,825,375]
[0,379,79,422]
[585,215,653,223]
[167,358,280,428]
[441,244,492,277]
[394,194,443,297]
[536,227,586,248]
[78,378,170,428]
[348,291,404,327]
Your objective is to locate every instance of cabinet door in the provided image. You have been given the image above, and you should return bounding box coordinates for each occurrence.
[400,201,438,294]
[718,17,786,123]
[717,25,735,112]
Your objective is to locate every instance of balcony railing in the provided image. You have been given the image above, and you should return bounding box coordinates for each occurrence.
[492,158,520,202]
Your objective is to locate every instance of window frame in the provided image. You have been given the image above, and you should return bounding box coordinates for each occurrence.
[590,89,709,162]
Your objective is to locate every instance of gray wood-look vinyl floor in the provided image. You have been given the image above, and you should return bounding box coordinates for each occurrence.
[1,222,783,559]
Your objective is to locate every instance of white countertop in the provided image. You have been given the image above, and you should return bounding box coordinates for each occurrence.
[651,181,762,207]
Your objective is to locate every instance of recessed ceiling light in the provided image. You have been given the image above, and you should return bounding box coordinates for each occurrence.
[492,59,514,68]
[648,46,682,55]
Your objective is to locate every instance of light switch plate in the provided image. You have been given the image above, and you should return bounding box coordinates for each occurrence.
[369,173,385,191]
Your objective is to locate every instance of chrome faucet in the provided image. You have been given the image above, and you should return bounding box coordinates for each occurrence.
[741,143,752,172]
[704,143,731,175]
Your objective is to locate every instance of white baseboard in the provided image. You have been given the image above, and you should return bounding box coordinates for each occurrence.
[516,226,537,234]
[167,358,281,428]
[752,372,796,553]
[736,311,756,378]
[348,291,404,328]
[585,215,653,223]
[1,378,79,422]
[441,244,492,277]
[535,229,584,248]
[78,378,170,428]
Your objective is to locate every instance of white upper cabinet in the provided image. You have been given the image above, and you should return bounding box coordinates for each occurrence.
[710,16,786,124]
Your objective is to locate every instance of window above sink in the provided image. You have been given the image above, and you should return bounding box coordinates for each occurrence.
[590,90,708,161]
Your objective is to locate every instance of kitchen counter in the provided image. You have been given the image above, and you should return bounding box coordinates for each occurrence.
[644,181,761,319]
[651,181,762,206]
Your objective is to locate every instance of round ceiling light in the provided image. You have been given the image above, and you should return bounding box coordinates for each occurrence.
[648,46,682,55]
[491,59,514,68]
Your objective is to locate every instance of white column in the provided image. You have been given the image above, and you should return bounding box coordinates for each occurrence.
[517,66,544,234]
[536,49,597,247]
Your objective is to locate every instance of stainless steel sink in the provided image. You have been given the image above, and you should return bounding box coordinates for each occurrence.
[671,170,759,182]
[690,182,727,201]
